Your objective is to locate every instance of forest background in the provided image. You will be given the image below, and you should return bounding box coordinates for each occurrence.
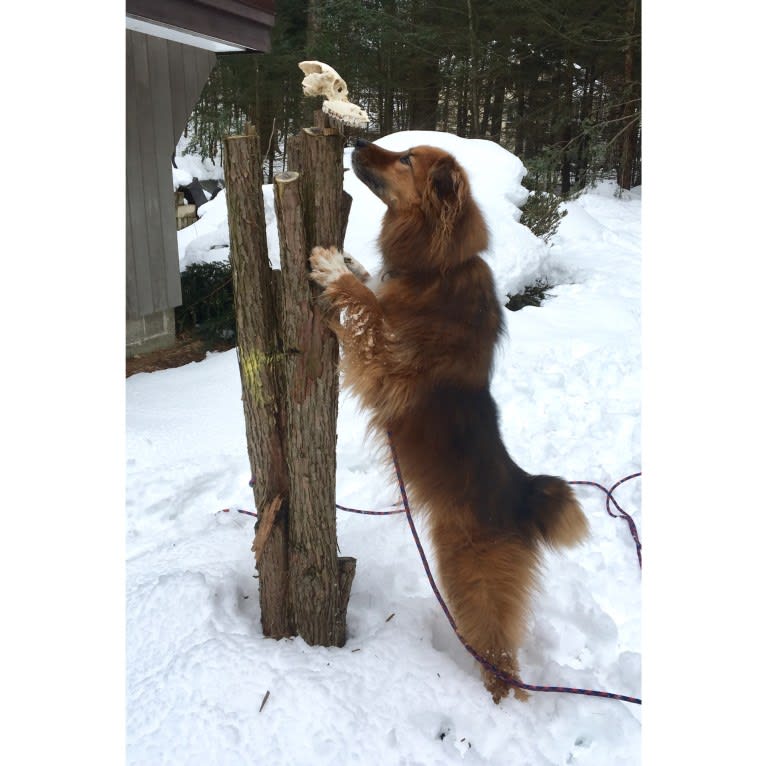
[182,0,641,195]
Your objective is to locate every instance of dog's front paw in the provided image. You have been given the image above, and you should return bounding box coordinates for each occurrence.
[309,246,351,288]
[342,253,371,284]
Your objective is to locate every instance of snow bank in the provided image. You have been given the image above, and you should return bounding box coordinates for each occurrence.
[174,134,225,185]
[177,131,551,298]
[128,168,642,764]
[346,130,550,298]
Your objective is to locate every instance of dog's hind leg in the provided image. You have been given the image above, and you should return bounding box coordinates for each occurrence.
[430,515,538,703]
[480,648,528,704]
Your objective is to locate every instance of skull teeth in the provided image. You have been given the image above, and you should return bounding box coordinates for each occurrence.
[323,102,370,128]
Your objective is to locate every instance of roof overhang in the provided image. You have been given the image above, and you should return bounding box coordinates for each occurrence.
[126,0,275,53]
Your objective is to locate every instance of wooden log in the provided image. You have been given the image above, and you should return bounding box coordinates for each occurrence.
[285,118,356,645]
[287,127,346,255]
[273,166,354,647]
[223,126,291,639]
[224,119,356,648]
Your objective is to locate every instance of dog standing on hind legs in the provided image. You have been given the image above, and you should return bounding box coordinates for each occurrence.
[309,138,589,703]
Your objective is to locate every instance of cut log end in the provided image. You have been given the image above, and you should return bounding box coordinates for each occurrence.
[275,171,300,184]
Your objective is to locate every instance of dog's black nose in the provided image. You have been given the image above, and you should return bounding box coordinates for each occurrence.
[355,138,370,149]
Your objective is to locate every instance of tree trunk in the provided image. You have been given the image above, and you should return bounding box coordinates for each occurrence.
[284,121,355,646]
[514,91,525,157]
[574,63,595,188]
[441,54,454,131]
[406,2,440,133]
[408,56,440,131]
[456,65,469,137]
[618,0,640,190]
[488,65,507,141]
[380,0,396,135]
[224,120,356,649]
[466,0,480,137]
[223,126,291,638]
[479,73,493,137]
[560,61,573,196]
[306,0,321,56]
[272,161,347,647]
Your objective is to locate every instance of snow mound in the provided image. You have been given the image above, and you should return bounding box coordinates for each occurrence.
[172,167,194,190]
[178,131,551,298]
[343,130,550,299]
[128,176,642,765]
[177,192,230,271]
[174,135,225,184]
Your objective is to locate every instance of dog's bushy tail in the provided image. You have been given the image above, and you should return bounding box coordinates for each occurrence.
[526,474,589,549]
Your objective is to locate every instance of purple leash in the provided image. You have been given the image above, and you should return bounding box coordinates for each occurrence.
[386,433,642,706]
[226,453,643,704]
[570,475,642,568]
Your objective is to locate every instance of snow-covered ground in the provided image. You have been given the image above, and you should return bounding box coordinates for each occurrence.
[176,129,558,300]
[9,17,766,766]
[126,132,642,764]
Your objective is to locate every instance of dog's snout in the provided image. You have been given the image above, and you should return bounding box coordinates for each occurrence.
[355,138,370,149]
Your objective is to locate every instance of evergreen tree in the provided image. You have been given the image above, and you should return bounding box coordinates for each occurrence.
[186,0,641,191]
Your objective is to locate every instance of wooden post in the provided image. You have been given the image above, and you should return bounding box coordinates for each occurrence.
[224,118,355,648]
[282,111,355,646]
[273,168,354,646]
[223,125,291,639]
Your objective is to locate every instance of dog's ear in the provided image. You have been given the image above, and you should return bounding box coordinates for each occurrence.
[424,156,468,262]
[427,155,466,213]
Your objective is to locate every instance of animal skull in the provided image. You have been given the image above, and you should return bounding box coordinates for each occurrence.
[299,61,349,101]
[298,60,369,129]
[321,100,370,129]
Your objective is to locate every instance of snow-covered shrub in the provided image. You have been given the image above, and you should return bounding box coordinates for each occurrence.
[520,191,568,243]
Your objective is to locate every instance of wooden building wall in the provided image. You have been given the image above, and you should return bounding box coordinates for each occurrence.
[126,30,216,320]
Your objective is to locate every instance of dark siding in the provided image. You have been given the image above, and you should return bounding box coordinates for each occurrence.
[146,34,183,309]
[126,32,154,318]
[126,30,216,320]
[183,43,203,139]
[167,41,190,141]
[126,181,138,318]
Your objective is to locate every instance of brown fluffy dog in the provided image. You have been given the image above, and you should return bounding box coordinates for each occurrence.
[309,138,588,703]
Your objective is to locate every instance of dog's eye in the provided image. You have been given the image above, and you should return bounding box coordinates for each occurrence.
[399,154,412,166]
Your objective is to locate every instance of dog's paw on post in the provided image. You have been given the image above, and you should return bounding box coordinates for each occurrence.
[342,253,371,283]
[309,246,370,287]
[309,245,350,288]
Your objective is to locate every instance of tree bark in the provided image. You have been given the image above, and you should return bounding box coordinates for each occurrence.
[287,127,346,249]
[618,0,640,190]
[514,84,525,157]
[466,0,480,137]
[282,122,355,647]
[224,121,356,648]
[272,164,349,647]
[406,2,440,134]
[560,60,573,195]
[488,54,508,141]
[223,126,291,639]
[380,0,396,135]
[306,0,321,56]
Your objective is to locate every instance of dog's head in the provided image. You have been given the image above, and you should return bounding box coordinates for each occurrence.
[351,139,487,270]
[351,139,466,213]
